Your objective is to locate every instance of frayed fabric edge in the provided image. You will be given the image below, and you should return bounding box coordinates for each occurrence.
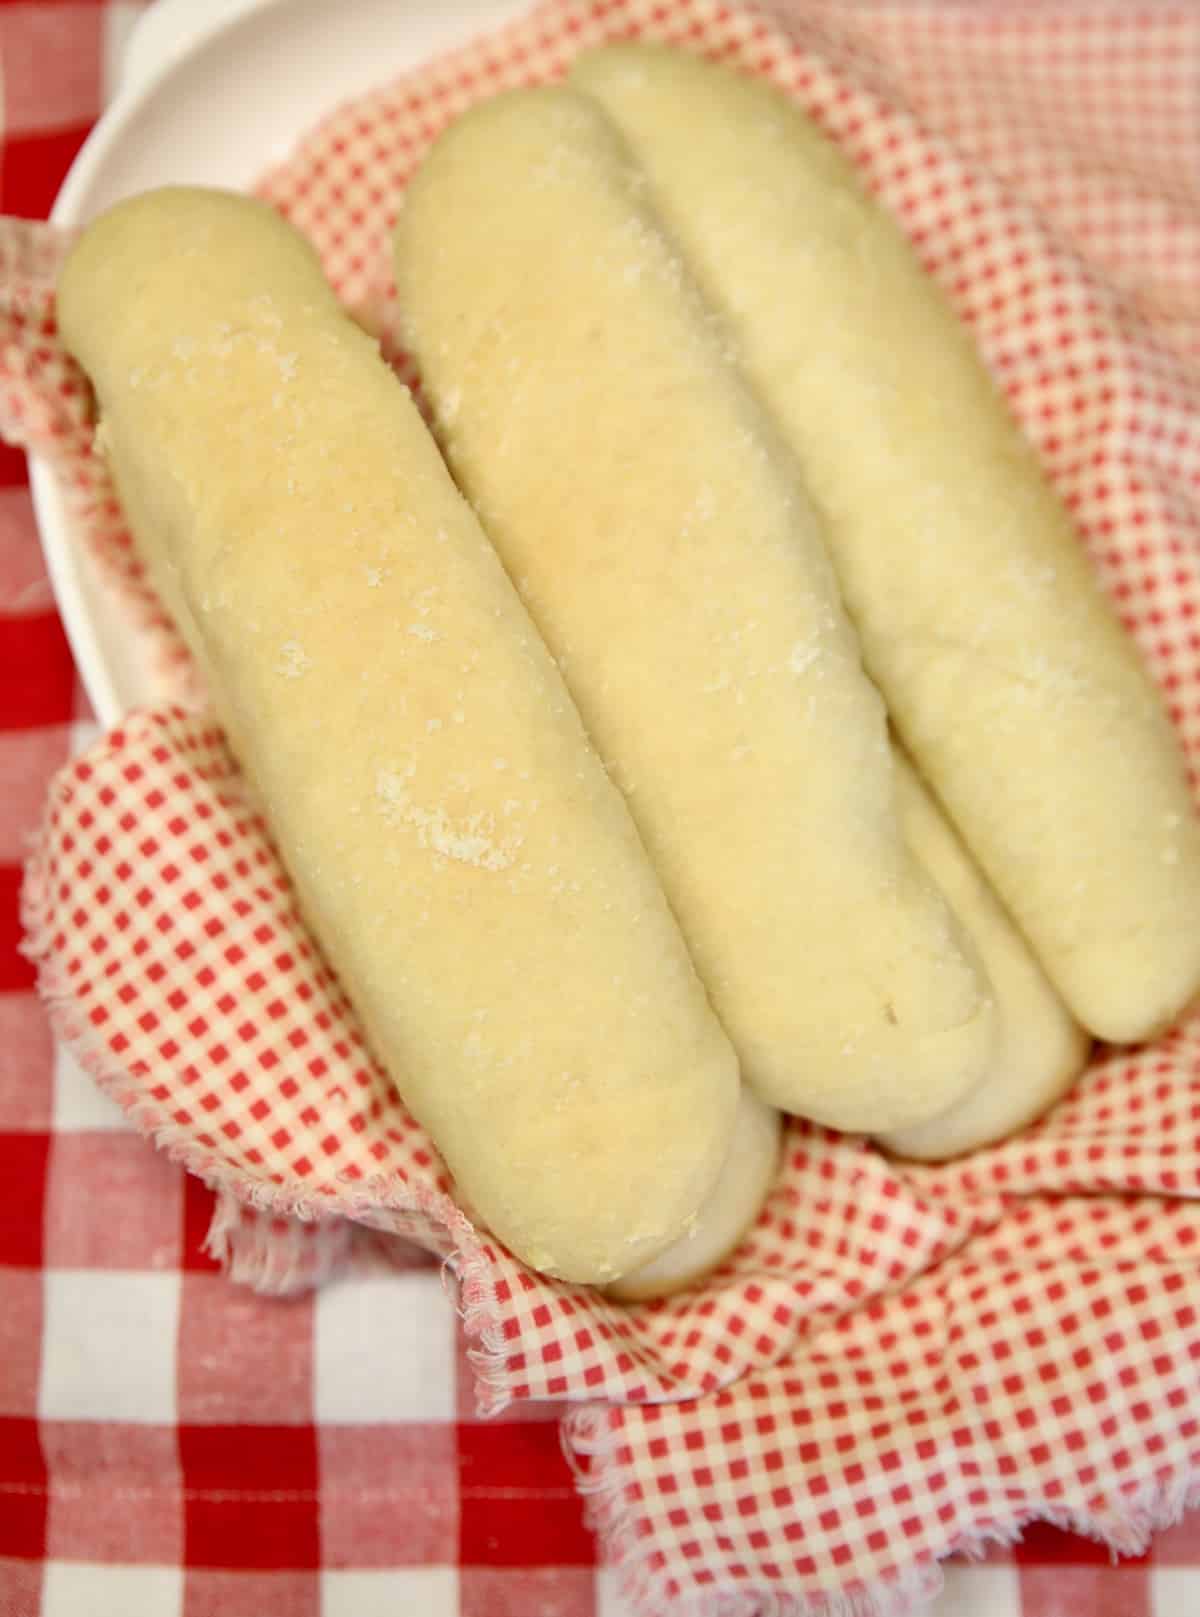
[203,1188,357,1297]
[28,744,1200,1609]
[563,1405,1200,1617]
[20,809,520,1413]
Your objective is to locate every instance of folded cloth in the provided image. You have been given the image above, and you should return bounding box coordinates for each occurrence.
[6,2,1200,1612]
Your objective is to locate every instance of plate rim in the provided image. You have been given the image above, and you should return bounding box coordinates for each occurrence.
[29,0,530,727]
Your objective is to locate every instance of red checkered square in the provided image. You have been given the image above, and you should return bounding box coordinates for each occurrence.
[42,1131,181,1269]
[1018,1564,1151,1617]
[179,1424,319,1573]
[0,1267,42,1417]
[0,1131,48,1264]
[0,486,56,615]
[0,612,74,731]
[179,1175,222,1275]
[181,1570,319,1617]
[0,7,103,137]
[0,1417,46,1560]
[457,1422,594,1569]
[0,124,93,218]
[0,1559,44,1615]
[318,1424,458,1568]
[42,1421,182,1564]
[459,1567,597,1617]
[177,1271,312,1425]
[1151,1507,1200,1567]
[0,866,36,993]
[0,726,73,860]
[0,439,28,487]
[0,991,54,1130]
[1015,1522,1150,1569]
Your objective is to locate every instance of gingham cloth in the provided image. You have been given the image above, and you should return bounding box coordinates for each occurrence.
[4,2,1200,1615]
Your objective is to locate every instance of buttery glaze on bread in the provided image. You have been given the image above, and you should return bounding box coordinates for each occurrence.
[881,753,1089,1162]
[573,44,1200,1044]
[57,186,741,1286]
[393,87,996,1133]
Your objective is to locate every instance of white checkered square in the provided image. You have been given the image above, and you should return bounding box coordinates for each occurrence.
[1151,1567,1200,1617]
[595,1567,639,1617]
[69,716,102,756]
[52,1043,129,1132]
[100,1,152,104]
[40,1270,181,1423]
[42,1562,182,1617]
[314,1269,455,1423]
[931,1563,1020,1617]
[321,1567,458,1617]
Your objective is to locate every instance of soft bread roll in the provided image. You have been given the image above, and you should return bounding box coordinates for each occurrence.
[880,754,1090,1161]
[393,88,994,1132]
[57,186,740,1286]
[606,1087,781,1301]
[572,44,1200,1044]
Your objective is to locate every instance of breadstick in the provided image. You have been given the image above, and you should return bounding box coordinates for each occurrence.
[880,754,1089,1161]
[393,87,994,1132]
[57,186,740,1286]
[607,1087,781,1301]
[572,43,1200,1044]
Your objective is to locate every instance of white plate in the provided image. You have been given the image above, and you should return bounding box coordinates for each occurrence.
[30,0,529,727]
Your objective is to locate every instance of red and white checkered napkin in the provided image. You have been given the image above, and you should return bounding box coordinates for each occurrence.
[8,1,1200,1611]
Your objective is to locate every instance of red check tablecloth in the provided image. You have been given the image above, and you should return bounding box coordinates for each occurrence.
[4,3,1200,1616]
